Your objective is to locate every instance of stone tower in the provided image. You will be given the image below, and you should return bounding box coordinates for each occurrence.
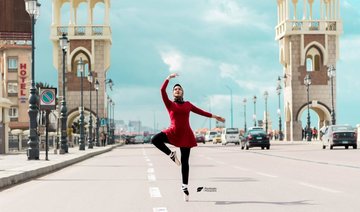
[275,0,342,141]
[50,0,111,129]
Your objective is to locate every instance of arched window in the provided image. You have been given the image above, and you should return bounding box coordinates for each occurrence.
[306,46,322,72]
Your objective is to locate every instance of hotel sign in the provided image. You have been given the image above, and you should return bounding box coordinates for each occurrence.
[19,63,28,103]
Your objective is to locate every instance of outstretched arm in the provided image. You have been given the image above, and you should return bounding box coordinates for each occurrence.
[211,114,225,123]
[161,73,179,108]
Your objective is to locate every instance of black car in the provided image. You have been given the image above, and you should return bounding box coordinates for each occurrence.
[322,125,357,149]
[241,128,270,150]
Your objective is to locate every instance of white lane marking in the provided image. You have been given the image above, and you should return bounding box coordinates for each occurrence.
[299,182,341,193]
[256,172,278,178]
[231,165,249,171]
[153,207,168,212]
[148,163,153,167]
[146,159,150,162]
[216,161,226,165]
[149,187,162,197]
[148,174,156,182]
[148,168,154,173]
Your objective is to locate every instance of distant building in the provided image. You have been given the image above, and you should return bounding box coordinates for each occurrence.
[0,0,32,131]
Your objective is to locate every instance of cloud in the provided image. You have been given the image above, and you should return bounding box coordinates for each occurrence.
[202,0,271,31]
[159,48,184,72]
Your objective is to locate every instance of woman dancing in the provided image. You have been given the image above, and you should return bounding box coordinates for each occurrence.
[151,73,225,201]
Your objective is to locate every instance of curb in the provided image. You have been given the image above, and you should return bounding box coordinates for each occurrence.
[0,143,123,190]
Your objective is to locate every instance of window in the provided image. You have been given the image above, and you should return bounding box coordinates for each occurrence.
[9,107,18,118]
[8,58,18,70]
[306,47,322,72]
[8,82,18,94]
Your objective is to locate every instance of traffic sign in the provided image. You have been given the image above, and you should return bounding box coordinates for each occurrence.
[39,88,57,111]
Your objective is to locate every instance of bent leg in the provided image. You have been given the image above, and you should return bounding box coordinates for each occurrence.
[151,132,171,155]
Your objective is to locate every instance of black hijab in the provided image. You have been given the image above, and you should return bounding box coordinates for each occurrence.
[173,84,184,104]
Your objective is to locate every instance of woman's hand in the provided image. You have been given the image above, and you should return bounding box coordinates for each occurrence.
[166,73,179,80]
[213,115,225,123]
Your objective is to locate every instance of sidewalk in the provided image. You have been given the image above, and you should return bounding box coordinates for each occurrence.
[0,142,123,190]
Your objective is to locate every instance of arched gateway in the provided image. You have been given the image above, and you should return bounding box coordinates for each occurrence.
[275,0,342,141]
[50,0,112,144]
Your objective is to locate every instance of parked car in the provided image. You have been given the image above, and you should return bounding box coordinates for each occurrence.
[205,131,217,142]
[212,133,222,144]
[195,134,205,144]
[221,128,240,145]
[241,128,270,150]
[322,125,357,149]
[143,134,154,144]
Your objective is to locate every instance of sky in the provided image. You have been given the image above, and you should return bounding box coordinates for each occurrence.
[34,0,360,132]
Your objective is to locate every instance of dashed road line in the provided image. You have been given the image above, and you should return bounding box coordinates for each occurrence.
[149,187,162,197]
[148,168,154,173]
[298,182,341,193]
[256,172,278,178]
[148,174,156,182]
[153,207,168,212]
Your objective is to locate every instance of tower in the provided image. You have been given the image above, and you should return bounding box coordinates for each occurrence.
[50,0,111,136]
[275,0,342,141]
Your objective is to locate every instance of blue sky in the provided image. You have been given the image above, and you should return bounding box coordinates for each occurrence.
[35,0,360,131]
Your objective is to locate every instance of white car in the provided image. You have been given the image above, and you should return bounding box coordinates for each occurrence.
[205,131,217,142]
[221,128,240,145]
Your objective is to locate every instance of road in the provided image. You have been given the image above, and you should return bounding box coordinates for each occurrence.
[1,142,360,212]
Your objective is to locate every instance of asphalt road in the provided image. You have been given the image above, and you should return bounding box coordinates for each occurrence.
[1,142,360,212]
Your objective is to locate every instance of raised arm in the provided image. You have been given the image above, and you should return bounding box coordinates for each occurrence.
[161,73,179,108]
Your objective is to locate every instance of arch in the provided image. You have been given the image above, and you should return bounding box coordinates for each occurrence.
[67,107,97,128]
[295,100,331,128]
[60,1,71,25]
[75,1,88,25]
[303,41,327,66]
[92,2,105,25]
[69,47,93,72]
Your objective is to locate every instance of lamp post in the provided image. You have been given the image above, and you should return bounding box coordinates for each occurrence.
[243,98,247,132]
[263,91,269,134]
[94,79,100,146]
[276,76,283,140]
[304,73,312,141]
[112,101,115,143]
[327,65,336,125]
[59,33,68,154]
[107,96,111,145]
[25,0,41,160]
[226,85,233,128]
[253,95,257,127]
[77,58,85,150]
[87,71,93,149]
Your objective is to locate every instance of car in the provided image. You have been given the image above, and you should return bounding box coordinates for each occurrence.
[205,131,217,142]
[241,128,270,150]
[322,125,357,149]
[212,133,222,144]
[195,134,205,144]
[125,135,136,144]
[143,134,154,144]
[221,128,240,145]
[134,135,144,144]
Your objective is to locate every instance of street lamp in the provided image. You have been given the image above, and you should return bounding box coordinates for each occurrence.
[105,79,113,91]
[226,85,233,128]
[263,91,269,134]
[276,76,283,140]
[59,33,68,154]
[327,65,336,125]
[25,0,41,160]
[94,79,100,147]
[87,71,93,149]
[243,98,247,132]
[304,73,312,141]
[77,58,85,150]
[253,95,257,127]
[112,101,115,143]
[107,96,112,145]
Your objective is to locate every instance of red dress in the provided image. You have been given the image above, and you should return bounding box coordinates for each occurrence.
[161,79,212,148]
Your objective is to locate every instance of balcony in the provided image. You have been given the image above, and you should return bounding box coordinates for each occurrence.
[51,25,112,41]
[275,20,342,40]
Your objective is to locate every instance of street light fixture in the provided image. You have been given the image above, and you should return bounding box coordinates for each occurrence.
[25,0,41,160]
[59,33,68,154]
[94,79,100,147]
[87,71,93,149]
[263,91,269,134]
[243,98,247,132]
[253,95,257,127]
[304,73,312,141]
[225,86,233,128]
[107,96,112,145]
[77,58,85,150]
[276,76,283,140]
[112,101,115,143]
[327,65,336,125]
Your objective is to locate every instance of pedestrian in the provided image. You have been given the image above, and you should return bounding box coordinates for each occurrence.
[151,73,225,202]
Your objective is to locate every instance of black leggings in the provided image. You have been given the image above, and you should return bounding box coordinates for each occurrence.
[151,132,191,185]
